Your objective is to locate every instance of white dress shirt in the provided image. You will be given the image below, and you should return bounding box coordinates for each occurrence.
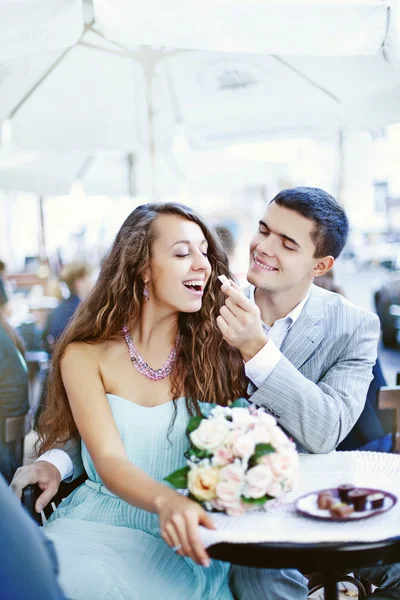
[244,286,311,389]
[39,287,311,480]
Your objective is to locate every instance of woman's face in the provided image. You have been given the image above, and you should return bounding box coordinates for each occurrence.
[146,214,212,313]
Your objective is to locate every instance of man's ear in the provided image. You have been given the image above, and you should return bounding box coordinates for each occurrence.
[312,256,335,278]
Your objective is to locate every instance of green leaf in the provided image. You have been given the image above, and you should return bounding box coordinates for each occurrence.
[240,494,271,505]
[186,447,212,460]
[254,443,275,455]
[187,415,204,434]
[230,398,251,409]
[199,403,218,418]
[164,466,189,489]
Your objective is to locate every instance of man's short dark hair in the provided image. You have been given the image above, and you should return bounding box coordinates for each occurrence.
[271,187,349,259]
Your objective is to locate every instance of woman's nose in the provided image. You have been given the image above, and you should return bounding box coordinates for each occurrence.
[193,251,209,270]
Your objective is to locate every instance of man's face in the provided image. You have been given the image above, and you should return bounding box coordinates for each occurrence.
[247,201,321,294]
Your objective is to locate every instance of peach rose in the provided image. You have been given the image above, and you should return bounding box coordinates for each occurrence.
[188,467,220,501]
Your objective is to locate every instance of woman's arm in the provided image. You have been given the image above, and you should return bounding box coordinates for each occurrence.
[61,343,214,566]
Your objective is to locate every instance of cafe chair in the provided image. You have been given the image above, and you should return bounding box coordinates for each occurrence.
[307,572,369,598]
[22,474,87,525]
[377,375,400,453]
[1,412,31,476]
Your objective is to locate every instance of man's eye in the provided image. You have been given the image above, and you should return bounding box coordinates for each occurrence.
[259,228,269,235]
[283,244,295,251]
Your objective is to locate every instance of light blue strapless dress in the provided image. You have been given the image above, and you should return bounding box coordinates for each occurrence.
[44,395,232,600]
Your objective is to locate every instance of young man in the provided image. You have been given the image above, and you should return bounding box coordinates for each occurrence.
[11,188,400,598]
[216,187,399,599]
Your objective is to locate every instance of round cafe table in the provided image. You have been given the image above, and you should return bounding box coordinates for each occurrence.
[208,537,400,600]
[204,452,400,600]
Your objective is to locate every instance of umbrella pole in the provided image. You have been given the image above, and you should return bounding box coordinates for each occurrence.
[38,196,46,261]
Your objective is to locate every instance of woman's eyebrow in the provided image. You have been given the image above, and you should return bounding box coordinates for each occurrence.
[170,238,207,249]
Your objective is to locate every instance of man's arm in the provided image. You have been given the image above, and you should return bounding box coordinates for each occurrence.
[250,313,380,453]
[11,436,85,511]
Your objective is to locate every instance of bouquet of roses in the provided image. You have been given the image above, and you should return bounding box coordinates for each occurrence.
[165,399,299,516]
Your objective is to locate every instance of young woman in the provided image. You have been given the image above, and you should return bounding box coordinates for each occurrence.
[37,203,247,600]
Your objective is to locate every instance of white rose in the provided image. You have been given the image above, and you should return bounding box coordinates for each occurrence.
[269,426,291,450]
[190,417,230,451]
[251,424,271,445]
[224,429,242,447]
[242,484,267,499]
[233,433,256,459]
[188,466,220,501]
[256,411,277,428]
[266,480,284,499]
[231,407,254,429]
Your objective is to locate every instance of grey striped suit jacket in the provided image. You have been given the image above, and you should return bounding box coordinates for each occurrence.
[63,283,380,480]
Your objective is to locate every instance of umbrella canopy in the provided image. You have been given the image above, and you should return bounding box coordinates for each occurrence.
[1,0,400,196]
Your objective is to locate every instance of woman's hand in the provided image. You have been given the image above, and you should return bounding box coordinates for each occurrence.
[156,493,216,567]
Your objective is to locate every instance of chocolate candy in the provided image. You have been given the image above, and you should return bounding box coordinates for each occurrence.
[337,484,355,503]
[216,274,231,289]
[329,502,354,518]
[348,489,369,512]
[369,493,385,509]
[317,492,335,510]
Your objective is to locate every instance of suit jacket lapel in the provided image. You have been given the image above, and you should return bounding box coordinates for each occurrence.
[280,285,325,369]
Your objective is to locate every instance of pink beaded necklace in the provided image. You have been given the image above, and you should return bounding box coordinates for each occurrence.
[122,325,178,381]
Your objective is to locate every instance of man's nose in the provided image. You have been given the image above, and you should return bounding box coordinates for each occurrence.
[257,234,276,256]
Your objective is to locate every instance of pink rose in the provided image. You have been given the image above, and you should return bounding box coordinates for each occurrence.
[267,448,299,491]
[212,447,234,467]
[233,433,256,459]
[216,480,242,504]
[219,463,244,483]
[243,464,273,498]
[190,417,230,451]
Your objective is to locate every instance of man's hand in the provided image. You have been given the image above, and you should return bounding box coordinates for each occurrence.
[10,461,62,513]
[216,282,268,362]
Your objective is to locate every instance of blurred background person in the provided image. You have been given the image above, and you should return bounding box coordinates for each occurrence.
[43,263,93,353]
[0,259,10,317]
[0,313,29,483]
[315,269,393,453]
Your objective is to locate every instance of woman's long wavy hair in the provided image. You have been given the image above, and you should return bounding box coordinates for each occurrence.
[37,203,248,454]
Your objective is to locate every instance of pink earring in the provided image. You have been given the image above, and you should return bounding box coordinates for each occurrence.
[143,285,150,301]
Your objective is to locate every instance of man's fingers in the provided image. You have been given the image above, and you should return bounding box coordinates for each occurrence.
[216,315,230,338]
[10,467,40,499]
[221,284,254,311]
[35,481,59,512]
[224,297,244,319]
[219,305,237,328]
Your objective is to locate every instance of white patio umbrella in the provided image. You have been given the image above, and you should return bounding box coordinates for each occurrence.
[1,0,400,198]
